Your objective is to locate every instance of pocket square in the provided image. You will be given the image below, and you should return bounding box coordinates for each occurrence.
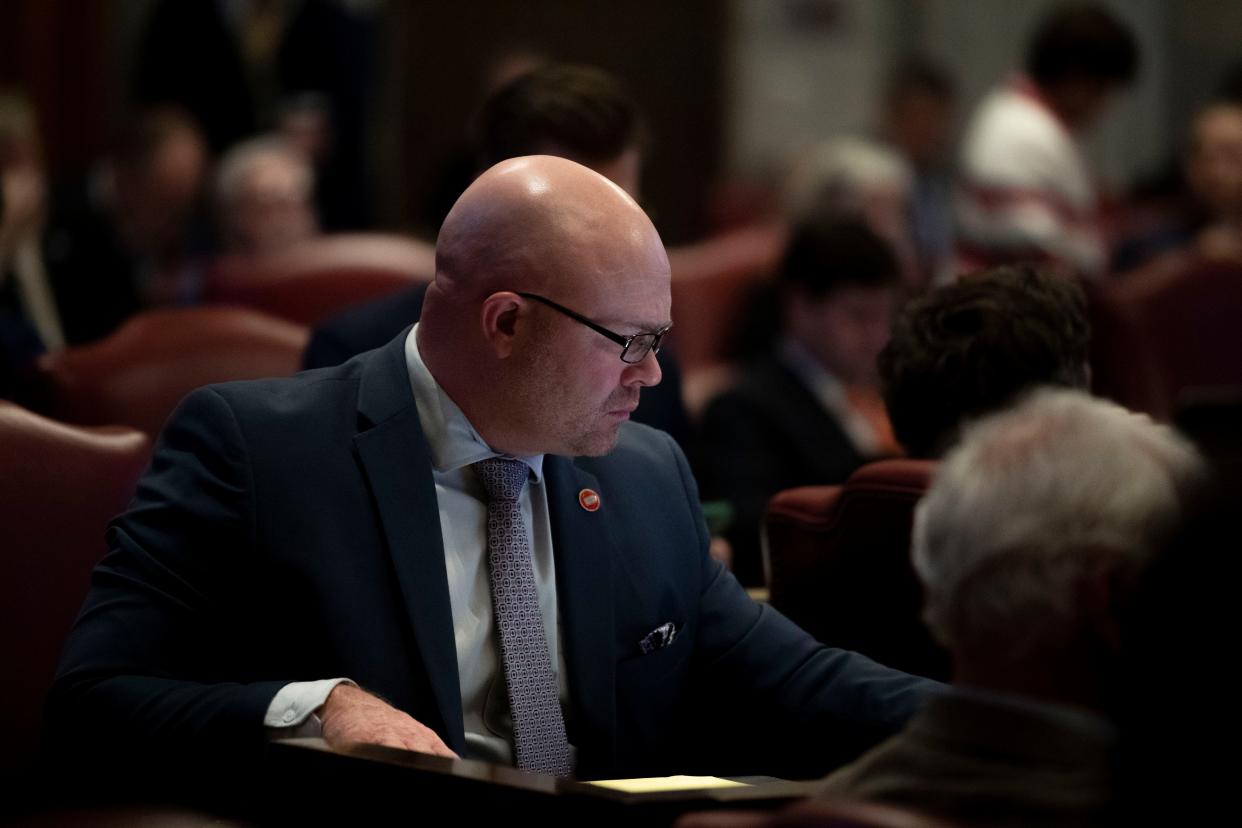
[639,621,678,655]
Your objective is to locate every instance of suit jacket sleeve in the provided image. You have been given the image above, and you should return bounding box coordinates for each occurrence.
[47,386,289,764]
[666,432,937,777]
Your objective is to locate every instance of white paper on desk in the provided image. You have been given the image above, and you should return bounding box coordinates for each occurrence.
[586,776,750,793]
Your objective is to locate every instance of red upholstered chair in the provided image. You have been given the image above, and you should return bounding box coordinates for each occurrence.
[0,401,150,766]
[763,459,948,680]
[204,232,435,325]
[1090,257,1242,420]
[34,306,308,437]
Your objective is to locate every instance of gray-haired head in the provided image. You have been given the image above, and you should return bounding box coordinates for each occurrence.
[913,388,1203,666]
[214,135,317,256]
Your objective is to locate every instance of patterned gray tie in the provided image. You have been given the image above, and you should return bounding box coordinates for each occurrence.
[473,457,573,777]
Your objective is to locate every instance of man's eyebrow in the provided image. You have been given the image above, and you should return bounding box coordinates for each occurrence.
[613,318,673,333]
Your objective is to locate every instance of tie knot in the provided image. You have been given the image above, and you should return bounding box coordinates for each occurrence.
[473,457,529,502]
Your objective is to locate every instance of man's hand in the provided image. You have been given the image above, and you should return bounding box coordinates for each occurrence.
[318,683,458,758]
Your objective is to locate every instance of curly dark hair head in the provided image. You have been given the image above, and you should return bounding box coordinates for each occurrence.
[879,264,1090,458]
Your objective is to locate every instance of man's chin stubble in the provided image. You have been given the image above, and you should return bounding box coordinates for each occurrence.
[570,424,623,457]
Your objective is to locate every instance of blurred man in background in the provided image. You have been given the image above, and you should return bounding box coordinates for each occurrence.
[955,3,1138,278]
[1115,101,1242,273]
[42,107,211,341]
[214,135,318,257]
[700,217,903,585]
[879,56,958,287]
[1,90,58,396]
[879,263,1091,459]
[817,389,1202,827]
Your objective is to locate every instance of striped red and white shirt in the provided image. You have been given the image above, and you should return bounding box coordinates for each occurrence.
[953,76,1106,279]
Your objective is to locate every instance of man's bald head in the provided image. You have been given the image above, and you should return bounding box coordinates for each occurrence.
[419,155,670,457]
[432,155,659,304]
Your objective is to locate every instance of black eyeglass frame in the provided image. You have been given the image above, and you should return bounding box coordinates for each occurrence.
[516,292,671,364]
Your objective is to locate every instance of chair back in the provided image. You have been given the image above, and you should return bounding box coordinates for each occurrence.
[1090,258,1242,419]
[0,401,150,764]
[35,306,307,436]
[204,233,435,325]
[765,459,948,679]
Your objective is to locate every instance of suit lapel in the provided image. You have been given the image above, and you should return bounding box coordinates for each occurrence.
[772,359,866,473]
[544,455,617,777]
[353,332,465,753]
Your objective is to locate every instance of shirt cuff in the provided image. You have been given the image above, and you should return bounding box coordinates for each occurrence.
[264,678,355,738]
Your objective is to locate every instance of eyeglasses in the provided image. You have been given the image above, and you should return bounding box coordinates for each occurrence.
[517,292,670,365]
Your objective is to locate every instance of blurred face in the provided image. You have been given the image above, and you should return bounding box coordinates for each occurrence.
[0,127,40,170]
[231,154,317,256]
[279,107,331,165]
[791,285,899,386]
[508,240,670,456]
[858,185,912,253]
[887,89,955,169]
[116,129,207,253]
[1187,105,1242,219]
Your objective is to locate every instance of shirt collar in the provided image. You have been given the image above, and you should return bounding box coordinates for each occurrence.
[404,324,544,482]
[778,337,885,455]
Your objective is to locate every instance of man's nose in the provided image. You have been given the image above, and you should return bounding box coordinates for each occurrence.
[623,350,663,388]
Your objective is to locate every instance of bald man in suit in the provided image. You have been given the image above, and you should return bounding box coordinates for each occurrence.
[51,157,935,793]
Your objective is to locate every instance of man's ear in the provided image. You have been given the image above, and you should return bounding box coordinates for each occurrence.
[480,291,523,358]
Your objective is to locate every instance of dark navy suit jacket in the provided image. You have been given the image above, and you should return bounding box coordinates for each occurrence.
[51,331,935,782]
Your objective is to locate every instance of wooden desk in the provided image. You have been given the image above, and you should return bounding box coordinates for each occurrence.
[264,738,813,825]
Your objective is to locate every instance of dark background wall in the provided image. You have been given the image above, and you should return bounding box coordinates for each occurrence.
[382,1,729,244]
[5,0,1242,242]
[0,0,113,175]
